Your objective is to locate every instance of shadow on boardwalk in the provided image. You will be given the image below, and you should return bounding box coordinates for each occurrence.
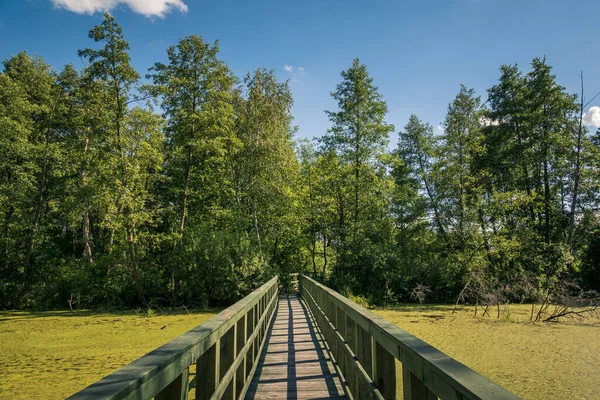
[245,294,345,400]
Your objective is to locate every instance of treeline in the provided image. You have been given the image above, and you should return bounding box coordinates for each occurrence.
[1,14,598,309]
[1,14,298,309]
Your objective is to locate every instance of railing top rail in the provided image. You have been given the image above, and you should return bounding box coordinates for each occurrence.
[69,276,278,400]
[298,274,520,400]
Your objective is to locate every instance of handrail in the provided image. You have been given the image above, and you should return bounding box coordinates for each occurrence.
[298,274,521,400]
[69,276,279,400]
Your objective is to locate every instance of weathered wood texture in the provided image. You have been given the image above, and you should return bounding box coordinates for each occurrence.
[299,275,522,400]
[68,277,279,400]
[245,294,346,400]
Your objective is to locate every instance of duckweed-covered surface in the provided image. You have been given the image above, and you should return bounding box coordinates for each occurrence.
[1,304,599,399]
[0,310,216,399]
[375,304,600,400]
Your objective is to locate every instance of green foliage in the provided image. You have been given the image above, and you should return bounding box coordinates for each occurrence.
[1,16,599,310]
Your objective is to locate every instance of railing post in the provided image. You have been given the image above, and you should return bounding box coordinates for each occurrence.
[196,340,219,400]
[374,341,396,400]
[345,314,357,395]
[335,306,346,377]
[356,326,373,376]
[356,325,373,398]
[402,366,436,400]
[253,303,260,361]
[220,325,236,399]
[235,315,247,399]
[327,300,338,362]
[155,366,189,400]
[246,307,255,376]
[260,295,265,338]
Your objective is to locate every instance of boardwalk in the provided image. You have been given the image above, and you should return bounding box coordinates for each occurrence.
[246,294,346,399]
[69,276,520,400]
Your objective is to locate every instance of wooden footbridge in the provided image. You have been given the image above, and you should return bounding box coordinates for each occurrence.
[69,275,520,400]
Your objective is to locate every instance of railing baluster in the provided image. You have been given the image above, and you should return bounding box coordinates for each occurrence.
[220,324,236,399]
[337,306,346,338]
[326,300,336,362]
[245,307,254,377]
[155,366,189,400]
[356,325,373,378]
[335,306,346,377]
[254,303,260,361]
[402,366,437,400]
[196,340,219,400]
[374,341,396,400]
[235,315,247,399]
[345,313,357,395]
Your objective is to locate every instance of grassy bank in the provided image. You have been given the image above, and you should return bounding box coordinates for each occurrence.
[0,309,217,399]
[375,304,600,400]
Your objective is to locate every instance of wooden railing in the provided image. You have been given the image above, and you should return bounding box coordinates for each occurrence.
[299,274,521,400]
[69,276,278,400]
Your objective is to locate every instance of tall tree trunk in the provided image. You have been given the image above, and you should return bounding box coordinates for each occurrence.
[113,71,146,303]
[311,236,318,278]
[271,236,279,266]
[81,135,93,263]
[108,228,115,254]
[179,97,196,241]
[127,226,146,305]
[83,212,93,263]
[417,152,448,243]
[308,166,318,278]
[514,120,535,220]
[322,234,328,280]
[478,206,494,267]
[253,200,263,262]
[173,147,193,298]
[543,159,551,245]
[354,160,360,240]
[336,187,346,253]
[2,206,14,271]
[16,100,57,305]
[353,124,360,243]
[18,143,48,303]
[179,147,193,237]
[568,73,585,254]
[458,133,465,247]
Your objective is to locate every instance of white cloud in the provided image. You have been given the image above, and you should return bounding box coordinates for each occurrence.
[583,106,600,128]
[436,124,443,132]
[51,0,188,18]
[284,64,293,72]
[298,66,305,73]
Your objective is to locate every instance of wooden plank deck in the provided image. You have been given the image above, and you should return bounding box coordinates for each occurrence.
[245,294,346,400]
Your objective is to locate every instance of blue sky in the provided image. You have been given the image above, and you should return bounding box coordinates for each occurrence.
[1,0,600,142]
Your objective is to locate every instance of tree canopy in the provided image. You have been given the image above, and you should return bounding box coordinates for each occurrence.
[1,14,599,309]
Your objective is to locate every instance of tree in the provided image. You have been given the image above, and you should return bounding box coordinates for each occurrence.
[235,68,297,259]
[526,57,578,246]
[78,13,151,304]
[398,115,446,241]
[322,58,394,296]
[484,59,579,282]
[1,52,62,306]
[0,58,35,306]
[438,86,484,246]
[148,35,238,299]
[324,58,393,236]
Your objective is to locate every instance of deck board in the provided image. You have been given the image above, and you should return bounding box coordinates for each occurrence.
[245,294,346,400]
